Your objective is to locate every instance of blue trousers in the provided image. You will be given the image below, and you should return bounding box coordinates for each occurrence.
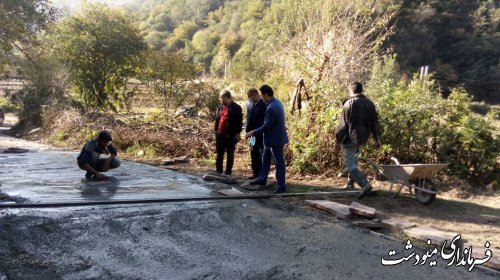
[342,145,369,187]
[258,145,286,189]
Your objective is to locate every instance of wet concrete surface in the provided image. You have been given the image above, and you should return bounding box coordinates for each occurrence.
[1,129,499,279]
[0,128,211,203]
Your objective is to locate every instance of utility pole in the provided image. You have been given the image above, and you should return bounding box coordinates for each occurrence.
[420,65,430,80]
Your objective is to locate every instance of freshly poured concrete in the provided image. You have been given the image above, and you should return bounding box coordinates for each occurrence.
[0,130,210,203]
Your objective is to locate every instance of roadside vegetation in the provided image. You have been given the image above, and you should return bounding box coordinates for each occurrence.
[0,0,498,188]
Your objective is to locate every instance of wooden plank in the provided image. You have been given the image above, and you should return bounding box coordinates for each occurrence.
[352,220,388,229]
[217,188,244,196]
[403,227,464,247]
[464,243,500,270]
[202,173,237,184]
[381,218,417,230]
[349,202,376,219]
[305,200,352,220]
[240,180,276,191]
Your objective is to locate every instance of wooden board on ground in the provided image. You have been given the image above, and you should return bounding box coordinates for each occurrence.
[464,243,500,270]
[352,220,388,229]
[202,173,237,184]
[305,200,352,220]
[403,227,464,247]
[381,218,417,230]
[239,180,276,191]
[349,202,376,219]
[217,188,244,196]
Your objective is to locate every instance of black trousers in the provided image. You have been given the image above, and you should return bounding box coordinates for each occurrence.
[216,133,236,175]
[250,145,263,177]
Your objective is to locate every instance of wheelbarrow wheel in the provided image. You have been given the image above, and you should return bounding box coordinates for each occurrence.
[413,180,437,205]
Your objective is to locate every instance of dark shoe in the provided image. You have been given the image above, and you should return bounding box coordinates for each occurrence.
[272,187,286,194]
[85,172,94,180]
[247,175,258,180]
[249,179,266,186]
[224,171,232,176]
[343,184,355,190]
[358,184,373,199]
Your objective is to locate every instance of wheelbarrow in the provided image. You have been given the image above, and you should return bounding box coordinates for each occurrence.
[362,157,449,205]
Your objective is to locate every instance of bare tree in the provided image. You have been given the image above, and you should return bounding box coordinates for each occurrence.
[275,0,395,108]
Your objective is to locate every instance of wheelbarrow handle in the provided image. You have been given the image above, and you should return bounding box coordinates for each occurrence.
[358,157,383,175]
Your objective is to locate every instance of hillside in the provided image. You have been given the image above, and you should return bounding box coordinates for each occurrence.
[131,0,499,103]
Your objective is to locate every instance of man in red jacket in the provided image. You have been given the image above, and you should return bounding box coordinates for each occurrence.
[214,90,243,175]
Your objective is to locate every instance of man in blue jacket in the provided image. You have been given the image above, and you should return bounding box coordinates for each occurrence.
[245,87,266,179]
[77,130,121,180]
[245,85,289,193]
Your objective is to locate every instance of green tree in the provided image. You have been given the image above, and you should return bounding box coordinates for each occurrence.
[141,50,203,124]
[0,0,56,73]
[389,0,500,102]
[51,3,147,112]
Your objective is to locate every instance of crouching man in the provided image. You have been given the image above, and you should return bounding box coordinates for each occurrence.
[77,131,121,180]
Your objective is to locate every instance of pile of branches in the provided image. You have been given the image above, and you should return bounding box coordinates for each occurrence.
[113,117,215,157]
[40,107,215,158]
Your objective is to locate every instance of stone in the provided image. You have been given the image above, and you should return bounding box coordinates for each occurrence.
[218,188,244,196]
[27,127,41,135]
[381,218,417,230]
[3,147,29,154]
[174,156,190,163]
[403,227,464,248]
[161,158,175,165]
[137,150,144,156]
[305,200,352,220]
[349,202,376,218]
[485,181,498,191]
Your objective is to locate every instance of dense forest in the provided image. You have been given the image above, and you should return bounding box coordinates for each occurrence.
[0,0,498,185]
[131,0,499,102]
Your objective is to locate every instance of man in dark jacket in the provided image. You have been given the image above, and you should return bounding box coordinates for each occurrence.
[77,130,121,180]
[335,82,382,199]
[245,85,289,193]
[245,88,266,179]
[214,90,243,175]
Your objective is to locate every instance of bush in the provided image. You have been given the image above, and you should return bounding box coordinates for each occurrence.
[365,56,499,184]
